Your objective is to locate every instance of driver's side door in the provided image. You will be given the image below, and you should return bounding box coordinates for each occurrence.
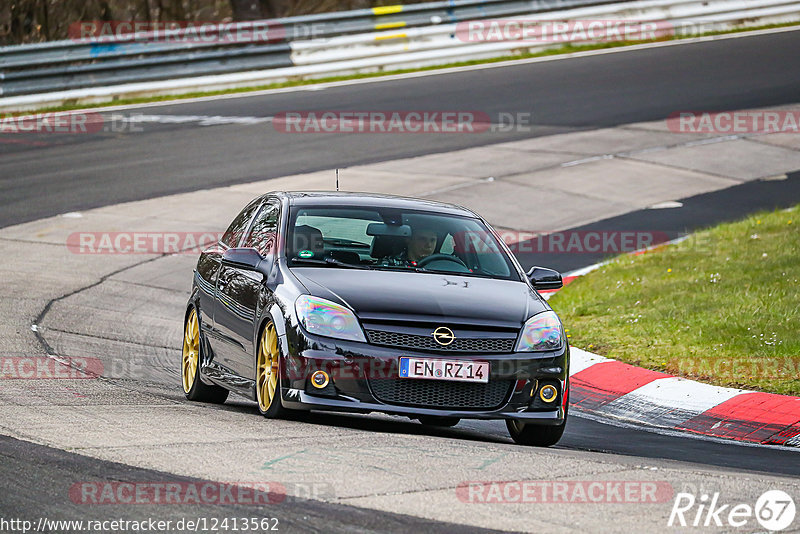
[213,200,280,380]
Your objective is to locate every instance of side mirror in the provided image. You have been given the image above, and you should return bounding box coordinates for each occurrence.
[526,266,563,290]
[222,247,265,271]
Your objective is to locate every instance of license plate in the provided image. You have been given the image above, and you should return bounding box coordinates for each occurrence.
[399,357,489,383]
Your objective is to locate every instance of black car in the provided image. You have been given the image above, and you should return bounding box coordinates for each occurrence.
[182,192,569,446]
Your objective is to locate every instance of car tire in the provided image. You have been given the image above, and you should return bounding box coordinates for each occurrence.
[256,320,288,419]
[506,418,566,447]
[506,396,568,447]
[418,416,460,427]
[182,307,229,404]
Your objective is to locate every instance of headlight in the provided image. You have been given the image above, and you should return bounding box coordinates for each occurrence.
[295,295,366,343]
[516,311,564,352]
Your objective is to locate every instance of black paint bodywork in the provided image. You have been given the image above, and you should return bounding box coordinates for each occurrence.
[187,192,569,425]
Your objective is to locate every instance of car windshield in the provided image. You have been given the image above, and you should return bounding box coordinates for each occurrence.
[286,205,519,281]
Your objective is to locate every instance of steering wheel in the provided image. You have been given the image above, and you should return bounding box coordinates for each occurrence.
[416,253,468,269]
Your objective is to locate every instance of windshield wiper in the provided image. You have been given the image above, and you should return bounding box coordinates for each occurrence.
[402,264,496,279]
[290,257,372,270]
[372,264,455,275]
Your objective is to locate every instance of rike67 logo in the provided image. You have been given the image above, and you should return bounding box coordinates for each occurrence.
[669,490,796,531]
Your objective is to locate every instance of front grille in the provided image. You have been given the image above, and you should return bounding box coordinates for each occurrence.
[366,329,515,353]
[368,378,513,410]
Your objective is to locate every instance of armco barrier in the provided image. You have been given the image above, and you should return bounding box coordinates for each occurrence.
[0,0,625,98]
[1,0,799,110]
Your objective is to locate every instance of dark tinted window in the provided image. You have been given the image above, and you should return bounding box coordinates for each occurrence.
[221,199,261,248]
[244,201,280,255]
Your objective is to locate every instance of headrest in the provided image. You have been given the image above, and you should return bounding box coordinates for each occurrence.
[370,234,406,259]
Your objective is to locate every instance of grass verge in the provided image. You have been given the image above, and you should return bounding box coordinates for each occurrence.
[549,205,800,396]
[6,21,800,116]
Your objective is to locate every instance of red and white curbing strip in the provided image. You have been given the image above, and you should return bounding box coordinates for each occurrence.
[567,348,800,447]
[533,237,800,448]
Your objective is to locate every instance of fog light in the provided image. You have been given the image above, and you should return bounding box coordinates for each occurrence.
[311,370,329,389]
[539,384,558,403]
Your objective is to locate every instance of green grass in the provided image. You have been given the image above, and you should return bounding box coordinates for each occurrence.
[550,205,800,396]
[7,21,800,115]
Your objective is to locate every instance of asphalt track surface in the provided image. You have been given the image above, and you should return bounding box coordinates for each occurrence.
[1,29,800,227]
[1,29,800,531]
[0,435,496,533]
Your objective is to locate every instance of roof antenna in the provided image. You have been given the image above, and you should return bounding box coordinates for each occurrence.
[335,168,339,191]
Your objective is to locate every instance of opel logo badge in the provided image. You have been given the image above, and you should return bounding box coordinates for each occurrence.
[432,326,455,346]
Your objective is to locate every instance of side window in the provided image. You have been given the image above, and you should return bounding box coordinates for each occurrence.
[221,200,261,248]
[464,231,510,277]
[244,201,280,255]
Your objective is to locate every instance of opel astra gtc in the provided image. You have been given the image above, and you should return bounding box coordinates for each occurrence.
[182,192,569,446]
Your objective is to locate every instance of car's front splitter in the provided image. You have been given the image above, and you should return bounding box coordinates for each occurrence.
[280,387,566,424]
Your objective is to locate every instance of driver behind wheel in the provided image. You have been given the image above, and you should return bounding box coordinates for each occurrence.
[407,227,437,263]
[381,226,437,266]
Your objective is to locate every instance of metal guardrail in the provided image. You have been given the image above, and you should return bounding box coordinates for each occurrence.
[0,0,629,98]
[0,0,798,105]
[290,0,800,68]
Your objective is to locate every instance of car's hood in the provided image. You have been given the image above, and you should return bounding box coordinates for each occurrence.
[290,268,545,328]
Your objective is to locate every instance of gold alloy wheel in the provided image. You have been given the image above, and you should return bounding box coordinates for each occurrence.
[182,309,200,393]
[257,322,280,412]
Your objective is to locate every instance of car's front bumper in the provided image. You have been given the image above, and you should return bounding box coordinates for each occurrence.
[280,327,569,424]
